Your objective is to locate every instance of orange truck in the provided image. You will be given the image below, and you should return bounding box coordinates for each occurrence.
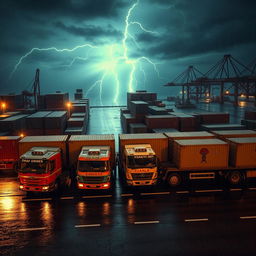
[68,135,115,189]
[18,135,69,192]
[119,133,168,186]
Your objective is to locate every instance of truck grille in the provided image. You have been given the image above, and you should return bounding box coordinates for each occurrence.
[131,173,154,180]
[81,176,107,184]
[23,178,44,185]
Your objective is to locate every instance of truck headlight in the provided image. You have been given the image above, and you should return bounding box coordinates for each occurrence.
[42,186,49,190]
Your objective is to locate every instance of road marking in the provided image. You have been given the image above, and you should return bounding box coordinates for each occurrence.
[140,192,170,196]
[240,216,256,220]
[230,188,242,191]
[82,195,112,199]
[75,224,101,228]
[121,193,134,197]
[19,227,48,232]
[60,196,74,200]
[185,218,209,222]
[22,198,52,202]
[195,189,223,193]
[176,191,189,194]
[134,220,159,225]
[248,188,256,191]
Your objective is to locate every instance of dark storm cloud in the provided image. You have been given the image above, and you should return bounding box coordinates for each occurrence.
[4,0,128,21]
[55,22,122,41]
[143,0,256,60]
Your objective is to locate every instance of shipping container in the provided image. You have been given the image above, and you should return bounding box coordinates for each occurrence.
[71,113,86,118]
[0,114,28,134]
[71,103,88,114]
[129,123,148,133]
[211,130,256,140]
[64,127,85,135]
[44,111,67,134]
[171,113,196,131]
[227,137,256,168]
[165,131,216,161]
[119,133,168,162]
[45,92,69,109]
[192,112,230,124]
[0,136,20,169]
[244,120,256,130]
[127,92,157,109]
[68,134,115,168]
[244,110,256,120]
[121,113,138,133]
[173,139,229,170]
[19,135,68,165]
[67,117,84,128]
[129,101,148,115]
[26,111,52,134]
[148,106,169,115]
[152,128,178,133]
[145,115,179,130]
[201,124,245,131]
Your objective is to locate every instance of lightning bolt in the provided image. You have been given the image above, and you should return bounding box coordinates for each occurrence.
[9,0,162,106]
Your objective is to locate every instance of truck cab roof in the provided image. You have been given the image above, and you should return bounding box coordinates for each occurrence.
[125,144,155,156]
[79,146,110,160]
[20,147,60,160]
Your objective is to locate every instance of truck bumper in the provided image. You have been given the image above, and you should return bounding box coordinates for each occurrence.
[19,184,54,192]
[77,182,111,189]
[126,178,157,186]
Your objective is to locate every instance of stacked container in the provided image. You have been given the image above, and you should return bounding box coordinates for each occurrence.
[45,92,69,110]
[171,113,196,131]
[211,130,256,141]
[173,139,229,170]
[44,111,67,135]
[145,115,179,130]
[0,114,28,135]
[201,124,245,131]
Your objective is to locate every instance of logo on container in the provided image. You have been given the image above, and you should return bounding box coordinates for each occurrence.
[200,148,209,163]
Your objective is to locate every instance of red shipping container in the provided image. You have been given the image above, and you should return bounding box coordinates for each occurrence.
[145,115,179,130]
[0,136,20,169]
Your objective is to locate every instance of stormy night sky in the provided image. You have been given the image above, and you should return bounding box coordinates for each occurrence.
[0,0,255,105]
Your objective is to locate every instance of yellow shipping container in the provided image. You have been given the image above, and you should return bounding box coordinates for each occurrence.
[227,137,256,168]
[173,139,229,170]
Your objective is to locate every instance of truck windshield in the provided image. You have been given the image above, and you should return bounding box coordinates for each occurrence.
[78,160,107,172]
[127,156,156,169]
[20,160,47,174]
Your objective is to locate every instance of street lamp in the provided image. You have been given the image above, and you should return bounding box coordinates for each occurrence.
[1,102,6,113]
[66,102,72,118]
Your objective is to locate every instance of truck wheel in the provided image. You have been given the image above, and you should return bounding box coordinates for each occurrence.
[228,171,242,185]
[167,173,182,187]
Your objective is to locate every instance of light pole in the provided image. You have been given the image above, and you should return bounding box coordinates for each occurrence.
[66,102,72,118]
[1,102,6,114]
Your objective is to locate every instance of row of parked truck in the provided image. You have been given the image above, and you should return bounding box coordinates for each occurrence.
[1,130,256,192]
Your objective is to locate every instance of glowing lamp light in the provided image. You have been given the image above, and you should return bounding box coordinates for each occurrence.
[78,183,84,188]
[19,185,24,189]
[225,90,230,95]
[66,102,72,108]
[103,183,109,188]
[20,133,25,138]
[42,186,49,190]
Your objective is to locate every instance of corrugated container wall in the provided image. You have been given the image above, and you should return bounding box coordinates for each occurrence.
[19,135,68,165]
[68,135,115,168]
[227,137,256,168]
[201,124,245,131]
[145,115,179,130]
[165,131,216,162]
[0,114,28,135]
[44,111,67,135]
[211,130,256,140]
[129,123,148,133]
[173,139,229,170]
[0,136,20,161]
[119,133,168,162]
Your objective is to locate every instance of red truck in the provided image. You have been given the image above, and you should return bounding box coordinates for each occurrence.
[18,135,69,192]
[0,136,20,170]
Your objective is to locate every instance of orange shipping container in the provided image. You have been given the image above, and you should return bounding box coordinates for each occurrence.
[211,130,256,140]
[173,139,229,170]
[227,137,256,168]
[165,131,216,162]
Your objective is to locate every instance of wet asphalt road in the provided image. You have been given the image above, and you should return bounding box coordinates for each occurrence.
[1,102,256,256]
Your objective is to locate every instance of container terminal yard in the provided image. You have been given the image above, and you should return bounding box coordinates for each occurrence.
[0,88,256,256]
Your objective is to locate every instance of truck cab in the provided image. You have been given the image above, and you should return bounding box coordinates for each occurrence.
[76,146,112,189]
[123,144,158,186]
[18,147,62,192]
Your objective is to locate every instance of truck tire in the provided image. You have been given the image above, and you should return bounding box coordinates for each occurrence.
[228,171,243,185]
[167,173,182,187]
